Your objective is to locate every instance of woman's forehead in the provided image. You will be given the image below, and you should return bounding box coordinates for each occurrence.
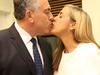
[61,7,71,15]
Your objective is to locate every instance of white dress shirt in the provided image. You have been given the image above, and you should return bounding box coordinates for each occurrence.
[14,21,44,66]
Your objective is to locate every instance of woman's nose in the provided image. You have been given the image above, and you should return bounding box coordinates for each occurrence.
[53,16,57,22]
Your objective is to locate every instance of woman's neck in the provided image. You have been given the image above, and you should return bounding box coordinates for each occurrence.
[60,33,78,53]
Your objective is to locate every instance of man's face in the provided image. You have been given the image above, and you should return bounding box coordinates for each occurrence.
[33,0,54,35]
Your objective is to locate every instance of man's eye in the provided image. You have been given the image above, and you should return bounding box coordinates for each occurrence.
[45,11,50,15]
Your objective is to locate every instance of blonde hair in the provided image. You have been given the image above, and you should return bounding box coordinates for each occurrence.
[65,4,99,46]
[53,4,100,71]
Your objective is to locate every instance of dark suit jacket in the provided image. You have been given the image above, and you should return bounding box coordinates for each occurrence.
[0,24,53,75]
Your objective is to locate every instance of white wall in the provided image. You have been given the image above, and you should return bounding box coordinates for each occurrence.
[82,0,100,45]
[0,0,14,30]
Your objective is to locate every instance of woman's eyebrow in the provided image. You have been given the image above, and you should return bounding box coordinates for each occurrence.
[59,12,62,15]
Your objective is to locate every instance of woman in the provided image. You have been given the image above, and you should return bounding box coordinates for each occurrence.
[51,4,100,75]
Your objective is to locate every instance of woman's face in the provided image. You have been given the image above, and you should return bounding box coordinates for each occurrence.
[51,7,73,36]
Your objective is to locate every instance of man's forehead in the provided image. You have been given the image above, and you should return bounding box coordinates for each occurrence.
[39,0,50,9]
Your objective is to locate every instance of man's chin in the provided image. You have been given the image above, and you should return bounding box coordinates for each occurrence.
[41,34,56,37]
[41,33,51,36]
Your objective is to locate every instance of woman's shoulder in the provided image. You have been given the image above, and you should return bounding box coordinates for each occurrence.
[79,43,99,50]
[77,43,100,55]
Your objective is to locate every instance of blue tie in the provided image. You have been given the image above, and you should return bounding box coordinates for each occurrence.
[31,38,44,75]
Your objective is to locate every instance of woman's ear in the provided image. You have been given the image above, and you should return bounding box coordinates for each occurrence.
[25,9,34,23]
[69,22,76,30]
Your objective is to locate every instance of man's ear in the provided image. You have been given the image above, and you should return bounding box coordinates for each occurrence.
[69,22,76,30]
[25,9,34,23]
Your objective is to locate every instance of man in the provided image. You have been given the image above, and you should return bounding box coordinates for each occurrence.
[0,0,54,75]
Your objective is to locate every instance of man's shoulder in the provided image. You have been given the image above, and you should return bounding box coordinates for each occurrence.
[0,22,15,36]
[0,28,9,39]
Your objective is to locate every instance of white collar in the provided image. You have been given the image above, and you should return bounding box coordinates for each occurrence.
[14,21,37,44]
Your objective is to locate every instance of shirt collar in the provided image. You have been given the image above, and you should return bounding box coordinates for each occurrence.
[14,21,36,44]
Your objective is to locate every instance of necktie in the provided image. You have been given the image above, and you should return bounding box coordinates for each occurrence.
[31,38,44,75]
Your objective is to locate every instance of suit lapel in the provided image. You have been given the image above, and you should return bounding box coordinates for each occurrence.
[9,24,36,75]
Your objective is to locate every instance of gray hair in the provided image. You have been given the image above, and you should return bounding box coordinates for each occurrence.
[14,0,39,20]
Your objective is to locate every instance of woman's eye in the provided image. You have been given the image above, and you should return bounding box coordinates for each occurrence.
[59,15,62,18]
[58,12,62,18]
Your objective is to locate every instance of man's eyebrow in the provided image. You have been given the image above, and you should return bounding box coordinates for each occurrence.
[44,8,51,13]
[44,7,51,11]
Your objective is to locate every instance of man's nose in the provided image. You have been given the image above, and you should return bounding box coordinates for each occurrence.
[49,13,55,22]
